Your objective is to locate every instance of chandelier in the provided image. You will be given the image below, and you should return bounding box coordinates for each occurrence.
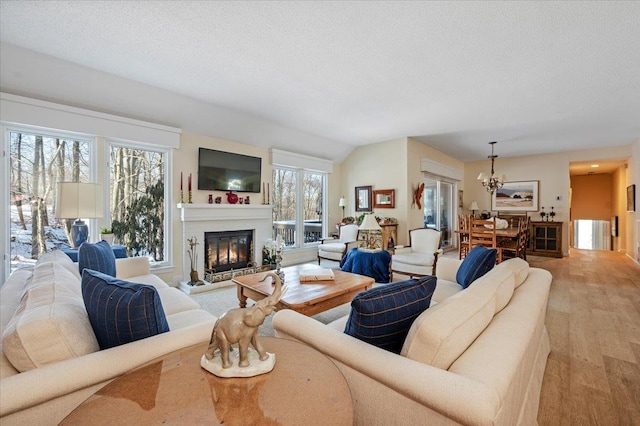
[477,141,505,193]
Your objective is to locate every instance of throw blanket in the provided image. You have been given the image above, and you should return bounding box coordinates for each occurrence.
[340,248,391,283]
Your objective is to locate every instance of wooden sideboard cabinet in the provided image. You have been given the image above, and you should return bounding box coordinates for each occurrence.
[380,224,398,251]
[530,221,562,258]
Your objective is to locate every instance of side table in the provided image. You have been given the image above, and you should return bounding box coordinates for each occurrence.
[340,247,392,283]
[60,337,353,425]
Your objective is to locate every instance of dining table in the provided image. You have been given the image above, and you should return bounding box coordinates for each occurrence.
[456,226,520,240]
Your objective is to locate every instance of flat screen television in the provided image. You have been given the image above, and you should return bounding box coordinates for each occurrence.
[198,148,262,193]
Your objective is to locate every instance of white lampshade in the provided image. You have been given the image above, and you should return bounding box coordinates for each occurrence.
[469,201,480,211]
[358,214,382,252]
[359,213,381,231]
[477,172,488,181]
[56,182,104,219]
[338,197,346,207]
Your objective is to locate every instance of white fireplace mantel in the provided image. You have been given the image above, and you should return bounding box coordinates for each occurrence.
[177,203,273,285]
[178,203,273,222]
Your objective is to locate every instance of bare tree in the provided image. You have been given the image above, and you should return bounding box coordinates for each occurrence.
[13,133,27,230]
[31,136,46,257]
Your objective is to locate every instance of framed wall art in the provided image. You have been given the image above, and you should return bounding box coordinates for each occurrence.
[355,186,372,212]
[491,180,539,212]
[627,184,636,212]
[373,189,395,209]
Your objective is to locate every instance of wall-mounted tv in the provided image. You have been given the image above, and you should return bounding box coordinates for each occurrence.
[198,148,262,193]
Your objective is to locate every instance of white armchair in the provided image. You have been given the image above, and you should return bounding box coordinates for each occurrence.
[317,224,359,264]
[390,228,443,281]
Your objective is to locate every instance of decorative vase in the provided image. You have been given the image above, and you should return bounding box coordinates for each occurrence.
[226,191,238,204]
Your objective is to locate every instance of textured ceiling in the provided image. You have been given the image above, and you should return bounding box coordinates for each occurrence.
[0,1,639,162]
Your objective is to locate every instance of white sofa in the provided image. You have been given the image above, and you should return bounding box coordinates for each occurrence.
[0,250,217,425]
[273,257,552,425]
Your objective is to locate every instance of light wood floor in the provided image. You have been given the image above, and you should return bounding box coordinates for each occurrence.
[531,249,640,425]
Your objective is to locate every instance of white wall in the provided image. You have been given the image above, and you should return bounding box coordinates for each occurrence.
[408,138,464,232]
[340,138,409,243]
[339,138,464,246]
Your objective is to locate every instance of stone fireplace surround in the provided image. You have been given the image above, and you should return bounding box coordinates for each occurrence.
[178,203,273,291]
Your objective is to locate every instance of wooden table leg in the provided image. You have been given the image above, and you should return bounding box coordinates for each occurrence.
[237,285,247,308]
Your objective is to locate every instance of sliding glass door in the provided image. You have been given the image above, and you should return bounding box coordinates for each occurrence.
[423,179,454,249]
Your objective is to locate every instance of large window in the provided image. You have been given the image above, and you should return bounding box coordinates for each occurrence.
[7,129,91,271]
[108,143,170,264]
[2,94,181,280]
[4,129,172,275]
[272,167,325,248]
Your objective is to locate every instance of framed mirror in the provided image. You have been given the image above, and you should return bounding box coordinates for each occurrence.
[355,186,372,212]
[373,189,395,208]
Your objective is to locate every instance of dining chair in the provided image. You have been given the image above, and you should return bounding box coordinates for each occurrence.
[469,217,501,263]
[458,214,471,260]
[500,217,528,261]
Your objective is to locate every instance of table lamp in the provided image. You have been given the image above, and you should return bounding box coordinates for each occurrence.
[56,182,103,248]
[469,201,479,218]
[358,213,382,252]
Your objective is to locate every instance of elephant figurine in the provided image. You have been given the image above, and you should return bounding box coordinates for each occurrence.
[204,272,286,368]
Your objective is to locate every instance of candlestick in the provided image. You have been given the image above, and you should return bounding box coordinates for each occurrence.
[188,173,192,192]
[262,182,266,204]
[180,171,183,190]
[267,183,270,205]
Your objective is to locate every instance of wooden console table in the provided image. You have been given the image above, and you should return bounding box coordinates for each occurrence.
[60,337,353,425]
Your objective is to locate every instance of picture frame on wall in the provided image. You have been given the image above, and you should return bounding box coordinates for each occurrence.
[627,184,636,212]
[355,186,372,212]
[373,189,395,208]
[491,180,539,212]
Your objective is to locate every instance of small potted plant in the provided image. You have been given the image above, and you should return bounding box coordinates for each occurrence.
[100,227,115,245]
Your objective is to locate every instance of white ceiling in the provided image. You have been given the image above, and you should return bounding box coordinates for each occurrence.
[1,1,639,163]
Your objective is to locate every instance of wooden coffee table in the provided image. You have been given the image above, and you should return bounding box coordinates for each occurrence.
[60,337,353,425]
[233,264,374,316]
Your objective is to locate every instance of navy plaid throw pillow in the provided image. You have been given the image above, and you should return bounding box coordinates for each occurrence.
[78,240,116,277]
[344,276,436,353]
[82,269,169,349]
[456,246,497,288]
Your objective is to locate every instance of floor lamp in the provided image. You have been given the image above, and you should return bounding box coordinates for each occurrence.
[56,182,103,248]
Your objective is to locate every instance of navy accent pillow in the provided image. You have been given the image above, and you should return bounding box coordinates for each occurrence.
[456,246,497,289]
[78,240,116,277]
[344,276,436,353]
[81,269,169,349]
